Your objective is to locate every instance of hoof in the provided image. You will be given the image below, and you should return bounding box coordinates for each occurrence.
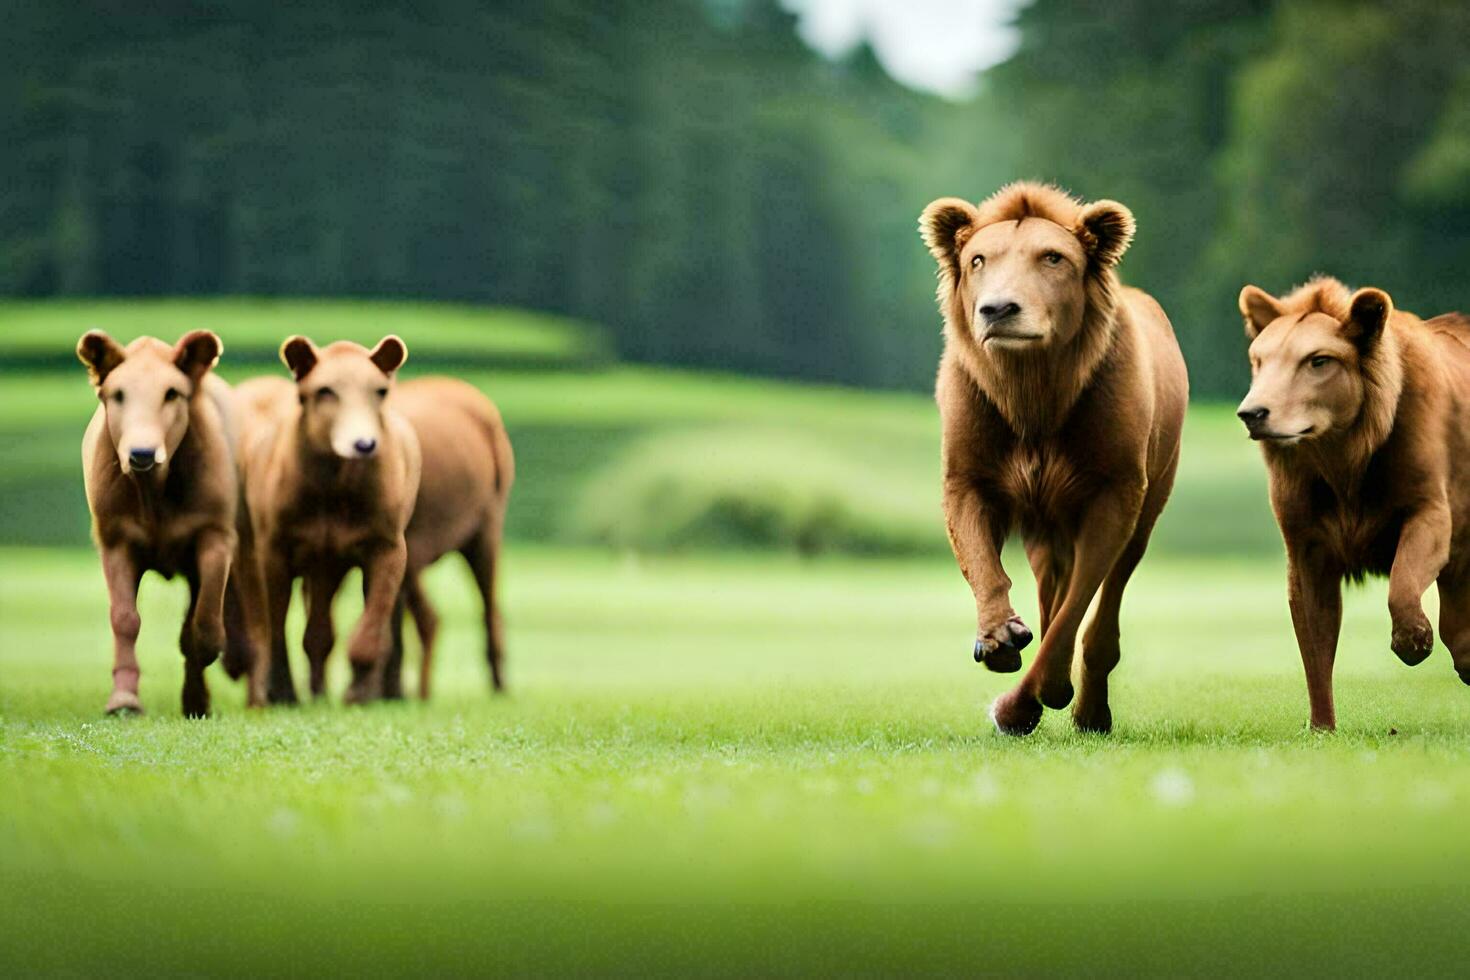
[1038,678,1074,710]
[267,683,299,706]
[105,691,144,717]
[221,646,250,681]
[989,688,1043,736]
[1390,620,1434,667]
[344,666,381,705]
[974,617,1031,673]
[1072,700,1112,734]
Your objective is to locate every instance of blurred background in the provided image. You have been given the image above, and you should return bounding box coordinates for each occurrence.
[5,0,1468,557]
[8,5,1470,974]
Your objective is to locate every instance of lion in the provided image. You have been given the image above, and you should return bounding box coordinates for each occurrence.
[919,182,1188,735]
[1236,276,1470,730]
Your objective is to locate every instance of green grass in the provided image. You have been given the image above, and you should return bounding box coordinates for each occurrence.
[0,359,1278,555]
[0,298,608,366]
[4,545,1470,974]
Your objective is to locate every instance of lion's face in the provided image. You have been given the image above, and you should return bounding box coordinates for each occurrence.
[919,186,1135,360]
[954,218,1089,350]
[1236,285,1391,446]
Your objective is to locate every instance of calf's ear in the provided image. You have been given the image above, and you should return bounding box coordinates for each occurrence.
[919,198,981,294]
[77,330,126,387]
[369,335,407,375]
[280,335,319,380]
[173,330,223,385]
[1076,200,1135,268]
[1238,285,1283,341]
[1344,287,1392,349]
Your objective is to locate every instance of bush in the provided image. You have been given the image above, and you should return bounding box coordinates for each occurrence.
[567,427,947,557]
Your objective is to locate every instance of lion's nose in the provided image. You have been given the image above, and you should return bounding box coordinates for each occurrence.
[978,301,1021,325]
[1236,406,1270,425]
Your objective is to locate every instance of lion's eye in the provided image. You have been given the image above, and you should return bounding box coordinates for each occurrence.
[1309,355,1331,369]
[970,254,984,269]
[163,388,182,403]
[1042,251,1064,265]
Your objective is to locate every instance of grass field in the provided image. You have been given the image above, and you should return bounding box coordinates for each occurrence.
[4,544,1470,975]
[5,300,1469,974]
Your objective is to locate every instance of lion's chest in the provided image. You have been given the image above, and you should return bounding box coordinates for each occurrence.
[1315,502,1400,578]
[992,446,1091,530]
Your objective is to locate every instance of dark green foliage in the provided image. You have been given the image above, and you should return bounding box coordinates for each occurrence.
[997,0,1470,398]
[0,0,996,391]
[4,2,1468,397]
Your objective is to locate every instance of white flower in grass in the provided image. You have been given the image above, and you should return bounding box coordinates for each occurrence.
[1149,767,1195,807]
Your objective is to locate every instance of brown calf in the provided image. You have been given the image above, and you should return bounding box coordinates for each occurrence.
[919,183,1188,735]
[1237,276,1470,729]
[234,336,421,705]
[299,377,515,699]
[77,330,234,717]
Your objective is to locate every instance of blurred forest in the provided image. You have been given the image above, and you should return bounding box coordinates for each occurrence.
[4,0,1470,397]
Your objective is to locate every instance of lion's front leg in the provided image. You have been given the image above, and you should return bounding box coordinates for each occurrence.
[943,476,1029,673]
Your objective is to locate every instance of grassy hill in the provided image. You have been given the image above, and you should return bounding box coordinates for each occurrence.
[0,299,1277,556]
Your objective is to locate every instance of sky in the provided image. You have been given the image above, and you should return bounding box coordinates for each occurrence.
[780,0,1029,98]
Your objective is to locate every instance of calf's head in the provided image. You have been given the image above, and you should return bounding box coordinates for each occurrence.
[281,335,407,459]
[1236,284,1392,446]
[920,184,1135,351]
[77,330,223,474]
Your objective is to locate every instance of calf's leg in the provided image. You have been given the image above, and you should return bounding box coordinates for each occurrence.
[404,573,440,700]
[302,568,343,699]
[461,526,506,693]
[100,545,144,715]
[264,556,300,705]
[178,528,232,717]
[344,541,408,705]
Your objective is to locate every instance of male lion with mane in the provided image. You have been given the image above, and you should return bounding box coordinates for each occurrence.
[919,182,1188,735]
[1236,276,1470,730]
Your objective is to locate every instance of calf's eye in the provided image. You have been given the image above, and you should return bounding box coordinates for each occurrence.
[376,387,388,399]
[164,388,182,403]
[110,391,124,404]
[315,387,338,402]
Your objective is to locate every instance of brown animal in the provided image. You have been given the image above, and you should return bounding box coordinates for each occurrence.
[918,182,1188,735]
[77,329,235,717]
[297,377,515,699]
[1235,276,1470,730]
[233,336,421,705]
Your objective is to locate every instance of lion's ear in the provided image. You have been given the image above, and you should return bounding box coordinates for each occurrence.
[1076,200,1135,268]
[1238,285,1283,341]
[918,198,981,290]
[1344,287,1392,349]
